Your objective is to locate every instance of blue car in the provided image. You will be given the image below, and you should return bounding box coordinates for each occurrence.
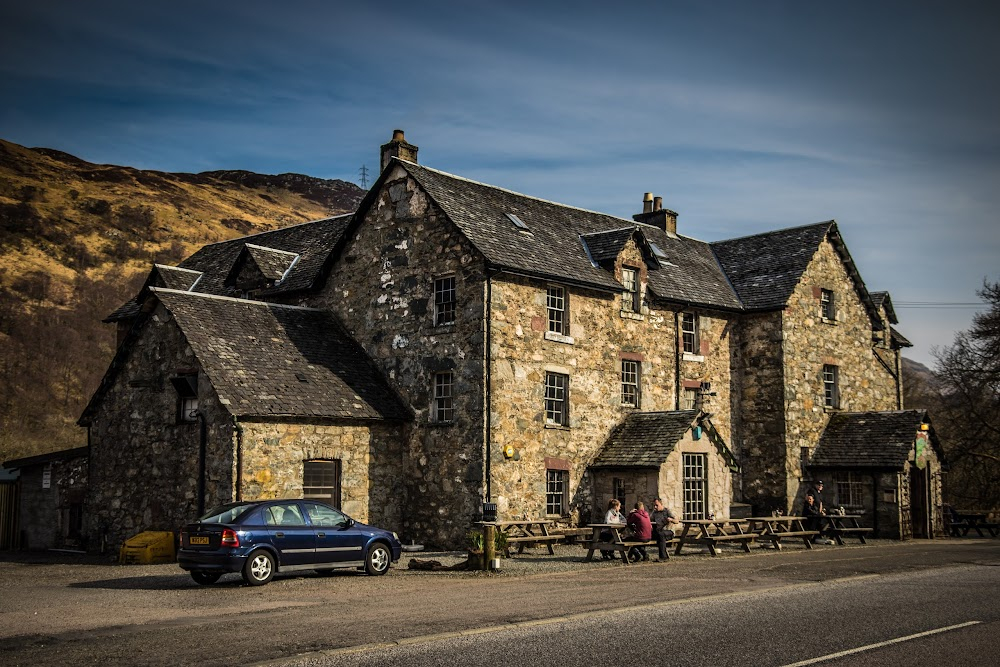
[178,499,402,585]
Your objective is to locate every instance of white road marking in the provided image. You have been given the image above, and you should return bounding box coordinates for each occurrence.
[782,621,982,666]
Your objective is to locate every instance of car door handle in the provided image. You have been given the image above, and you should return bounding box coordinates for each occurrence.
[275,532,285,538]
[317,532,326,537]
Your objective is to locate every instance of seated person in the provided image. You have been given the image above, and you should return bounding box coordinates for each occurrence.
[600,499,626,560]
[650,498,678,562]
[626,501,653,562]
[803,492,833,545]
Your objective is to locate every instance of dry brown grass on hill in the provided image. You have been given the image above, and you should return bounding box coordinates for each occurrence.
[0,138,365,462]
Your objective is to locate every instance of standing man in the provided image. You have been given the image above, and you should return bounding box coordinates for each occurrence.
[650,498,678,562]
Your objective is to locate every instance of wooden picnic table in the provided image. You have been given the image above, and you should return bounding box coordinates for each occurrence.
[478,520,561,556]
[746,516,820,550]
[674,518,754,557]
[581,523,664,565]
[819,513,873,545]
[954,513,1000,538]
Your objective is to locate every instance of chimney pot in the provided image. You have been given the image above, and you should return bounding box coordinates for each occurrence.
[392,129,405,142]
[380,129,419,172]
[653,196,663,211]
[643,192,654,214]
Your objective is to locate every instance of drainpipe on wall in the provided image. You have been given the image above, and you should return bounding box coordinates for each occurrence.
[196,412,207,516]
[483,268,502,504]
[872,472,880,538]
[674,311,681,410]
[233,415,244,502]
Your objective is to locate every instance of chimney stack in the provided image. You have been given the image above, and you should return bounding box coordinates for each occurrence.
[380,129,419,172]
[633,193,679,236]
[642,192,654,214]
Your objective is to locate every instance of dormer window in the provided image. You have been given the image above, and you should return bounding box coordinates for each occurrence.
[621,267,640,313]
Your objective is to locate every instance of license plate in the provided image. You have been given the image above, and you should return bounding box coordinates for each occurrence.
[190,536,210,545]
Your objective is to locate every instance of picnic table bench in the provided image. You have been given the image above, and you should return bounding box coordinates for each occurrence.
[746,516,820,550]
[582,523,678,564]
[820,514,873,545]
[549,527,593,543]
[478,520,562,556]
[674,519,755,557]
[953,513,1000,538]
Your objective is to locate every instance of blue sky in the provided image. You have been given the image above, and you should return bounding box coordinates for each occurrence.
[3,1,998,367]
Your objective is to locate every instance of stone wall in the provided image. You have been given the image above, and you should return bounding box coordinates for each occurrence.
[488,236,735,523]
[782,239,900,508]
[731,311,787,511]
[85,304,236,552]
[316,165,487,548]
[237,420,405,532]
[17,454,87,550]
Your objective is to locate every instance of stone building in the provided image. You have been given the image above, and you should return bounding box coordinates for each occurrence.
[75,130,942,549]
[3,447,88,550]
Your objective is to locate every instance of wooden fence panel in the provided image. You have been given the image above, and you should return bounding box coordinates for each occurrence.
[0,481,19,550]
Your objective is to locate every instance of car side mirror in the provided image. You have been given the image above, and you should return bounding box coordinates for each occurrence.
[342,518,355,529]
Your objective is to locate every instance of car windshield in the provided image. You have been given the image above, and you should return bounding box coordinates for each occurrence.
[199,503,256,524]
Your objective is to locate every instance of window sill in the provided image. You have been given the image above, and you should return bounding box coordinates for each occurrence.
[681,352,705,362]
[620,310,644,321]
[823,406,842,413]
[426,421,455,428]
[433,323,456,332]
[820,317,837,325]
[544,331,575,344]
[544,423,571,431]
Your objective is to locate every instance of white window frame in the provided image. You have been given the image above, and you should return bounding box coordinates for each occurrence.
[544,372,569,426]
[547,286,567,335]
[682,312,699,354]
[680,387,698,410]
[621,359,640,408]
[545,469,569,516]
[820,288,835,320]
[434,275,456,326]
[823,364,840,409]
[433,371,454,423]
[683,453,708,520]
[834,471,865,508]
[621,267,640,313]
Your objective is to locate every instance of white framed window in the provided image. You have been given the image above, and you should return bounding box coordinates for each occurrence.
[545,469,569,516]
[434,275,456,326]
[170,373,199,423]
[820,288,835,320]
[680,387,699,410]
[683,453,708,520]
[433,371,454,423]
[823,364,840,409]
[547,286,567,335]
[621,267,640,313]
[682,312,699,354]
[544,372,569,426]
[621,360,640,407]
[834,471,864,508]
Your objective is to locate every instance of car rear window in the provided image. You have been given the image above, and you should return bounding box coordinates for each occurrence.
[199,503,255,524]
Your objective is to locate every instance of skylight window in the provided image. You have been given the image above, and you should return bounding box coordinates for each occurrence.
[649,242,669,261]
[506,212,531,232]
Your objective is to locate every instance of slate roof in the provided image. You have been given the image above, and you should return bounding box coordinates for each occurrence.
[870,291,899,324]
[83,289,410,423]
[393,161,743,310]
[591,411,699,468]
[242,244,299,282]
[811,410,939,469]
[155,264,204,291]
[710,222,834,311]
[890,326,912,348]
[3,446,89,470]
[581,227,641,264]
[105,214,353,321]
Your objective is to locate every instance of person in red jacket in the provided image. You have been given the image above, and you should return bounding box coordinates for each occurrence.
[626,501,653,562]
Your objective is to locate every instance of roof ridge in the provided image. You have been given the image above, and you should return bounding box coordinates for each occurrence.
[244,243,300,257]
[150,287,323,311]
[153,264,203,274]
[193,212,354,249]
[712,220,835,246]
[397,159,639,224]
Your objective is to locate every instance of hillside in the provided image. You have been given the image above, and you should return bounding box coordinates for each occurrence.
[0,138,365,462]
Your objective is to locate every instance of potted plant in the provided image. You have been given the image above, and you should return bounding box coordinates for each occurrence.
[466,529,485,570]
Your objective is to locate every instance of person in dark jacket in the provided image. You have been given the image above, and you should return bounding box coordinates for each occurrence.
[626,501,652,562]
[650,498,678,562]
[803,492,833,544]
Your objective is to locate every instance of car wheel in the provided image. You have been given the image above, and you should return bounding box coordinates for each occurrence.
[365,542,391,576]
[190,570,222,585]
[242,550,275,586]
